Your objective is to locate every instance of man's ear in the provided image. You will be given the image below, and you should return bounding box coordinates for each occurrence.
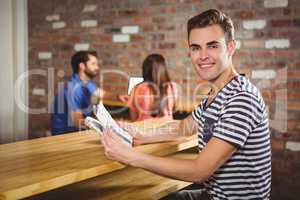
[78,62,85,72]
[227,40,236,57]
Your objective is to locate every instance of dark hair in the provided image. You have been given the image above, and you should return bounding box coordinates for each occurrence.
[71,51,97,73]
[142,54,170,83]
[187,9,234,42]
[142,54,173,116]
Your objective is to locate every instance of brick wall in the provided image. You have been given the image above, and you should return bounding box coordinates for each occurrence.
[28,0,300,198]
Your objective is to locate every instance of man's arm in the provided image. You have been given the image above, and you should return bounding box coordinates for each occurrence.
[125,114,198,145]
[91,88,116,104]
[70,111,86,129]
[71,88,115,129]
[72,88,112,127]
[102,130,236,182]
[70,89,100,129]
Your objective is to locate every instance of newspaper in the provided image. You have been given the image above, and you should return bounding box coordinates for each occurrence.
[85,102,133,147]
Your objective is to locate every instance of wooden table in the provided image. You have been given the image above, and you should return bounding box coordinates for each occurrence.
[0,119,197,200]
[26,150,198,200]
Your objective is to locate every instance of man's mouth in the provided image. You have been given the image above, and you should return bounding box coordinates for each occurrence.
[198,63,215,68]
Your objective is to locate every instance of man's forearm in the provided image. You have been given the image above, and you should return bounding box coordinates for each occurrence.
[71,111,86,129]
[129,151,208,182]
[136,120,184,144]
[136,117,196,144]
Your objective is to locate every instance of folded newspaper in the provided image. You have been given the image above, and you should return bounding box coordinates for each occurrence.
[85,102,133,147]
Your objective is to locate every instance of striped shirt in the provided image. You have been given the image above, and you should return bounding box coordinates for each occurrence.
[192,75,271,200]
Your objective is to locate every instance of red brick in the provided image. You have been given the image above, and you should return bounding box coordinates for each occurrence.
[288,102,300,111]
[118,10,138,16]
[277,29,300,38]
[152,16,167,23]
[235,50,251,57]
[131,35,145,42]
[151,33,165,40]
[271,19,292,27]
[94,35,112,43]
[157,24,176,31]
[283,8,292,16]
[250,50,274,57]
[288,81,300,89]
[254,30,277,38]
[235,10,255,19]
[132,16,152,24]
[294,18,300,26]
[159,6,177,13]
[159,43,176,49]
[274,91,300,102]
[288,70,300,79]
[142,24,154,32]
[288,111,300,120]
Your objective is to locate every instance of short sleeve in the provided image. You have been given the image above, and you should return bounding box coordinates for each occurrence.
[66,83,93,116]
[86,81,97,94]
[192,98,206,122]
[192,104,202,122]
[213,92,262,148]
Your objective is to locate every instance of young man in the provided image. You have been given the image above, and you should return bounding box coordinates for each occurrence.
[51,51,103,135]
[102,9,271,199]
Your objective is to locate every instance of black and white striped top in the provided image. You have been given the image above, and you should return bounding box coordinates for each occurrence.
[192,75,271,200]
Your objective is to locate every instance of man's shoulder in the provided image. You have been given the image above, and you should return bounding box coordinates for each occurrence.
[228,75,262,101]
[221,76,266,119]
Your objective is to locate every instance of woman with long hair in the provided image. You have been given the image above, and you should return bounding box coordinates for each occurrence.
[121,54,177,121]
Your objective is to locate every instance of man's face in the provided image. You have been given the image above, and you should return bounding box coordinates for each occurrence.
[84,55,99,79]
[188,24,235,81]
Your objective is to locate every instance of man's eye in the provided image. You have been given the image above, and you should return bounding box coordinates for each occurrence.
[208,45,218,49]
[190,46,199,52]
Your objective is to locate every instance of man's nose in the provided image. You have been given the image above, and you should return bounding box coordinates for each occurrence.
[199,49,208,60]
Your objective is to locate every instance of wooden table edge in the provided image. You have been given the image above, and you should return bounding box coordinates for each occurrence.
[0,136,197,200]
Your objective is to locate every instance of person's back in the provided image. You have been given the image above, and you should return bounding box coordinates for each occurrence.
[128,82,155,121]
[51,74,97,135]
[127,81,177,121]
[124,54,177,121]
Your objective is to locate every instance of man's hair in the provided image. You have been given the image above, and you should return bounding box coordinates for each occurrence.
[187,9,234,42]
[71,50,97,73]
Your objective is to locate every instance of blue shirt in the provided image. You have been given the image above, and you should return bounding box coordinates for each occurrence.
[51,74,97,135]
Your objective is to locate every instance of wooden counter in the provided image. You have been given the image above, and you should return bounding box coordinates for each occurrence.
[0,119,197,200]
[26,151,198,200]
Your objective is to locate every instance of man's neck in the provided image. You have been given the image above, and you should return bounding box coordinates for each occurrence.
[209,66,238,98]
[78,71,90,83]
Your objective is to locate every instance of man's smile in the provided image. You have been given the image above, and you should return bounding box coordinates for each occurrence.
[197,62,215,69]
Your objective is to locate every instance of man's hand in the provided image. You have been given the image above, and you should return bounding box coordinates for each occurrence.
[118,94,130,103]
[102,128,137,165]
[117,121,146,146]
[71,111,87,129]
